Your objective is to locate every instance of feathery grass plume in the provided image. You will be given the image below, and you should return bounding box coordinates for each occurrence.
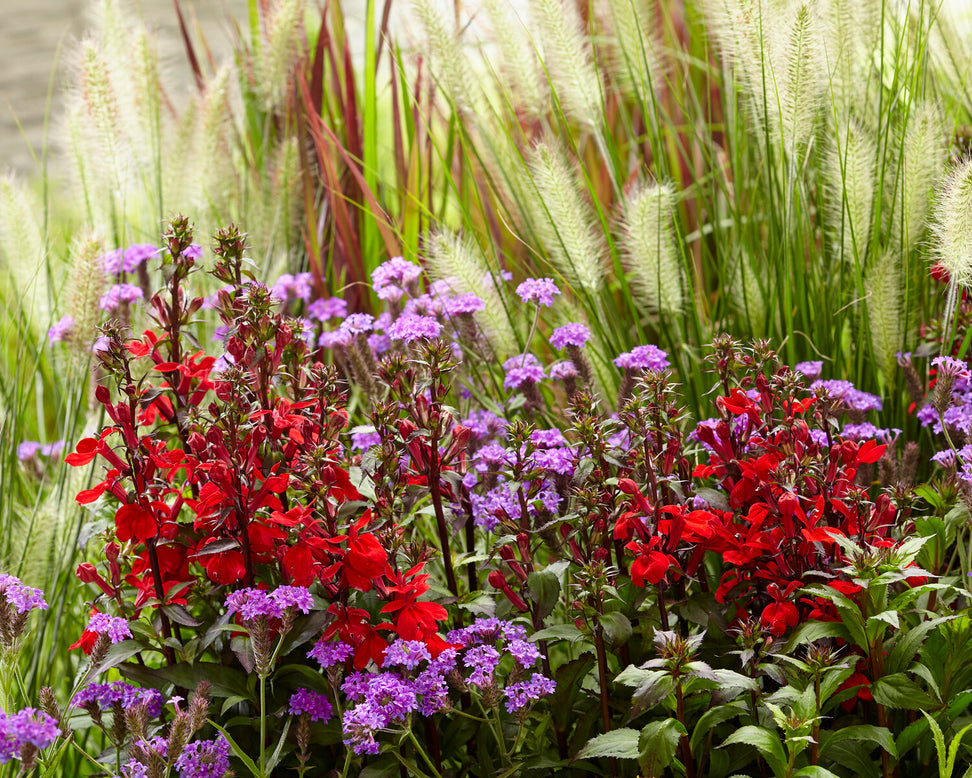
[262,135,302,263]
[705,0,769,123]
[0,177,50,328]
[411,0,483,116]
[527,139,605,298]
[194,65,239,219]
[927,0,972,113]
[255,0,308,111]
[530,0,604,132]
[727,249,768,335]
[65,231,106,352]
[888,101,946,254]
[596,0,665,104]
[620,181,685,318]
[480,0,548,118]
[865,251,904,382]
[425,230,517,357]
[819,0,881,120]
[932,156,972,346]
[770,0,827,161]
[825,114,877,265]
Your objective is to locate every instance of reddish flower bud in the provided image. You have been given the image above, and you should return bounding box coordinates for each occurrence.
[76,563,114,597]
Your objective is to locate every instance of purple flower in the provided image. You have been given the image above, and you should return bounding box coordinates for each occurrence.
[122,244,158,272]
[503,354,545,390]
[17,442,42,462]
[99,284,144,312]
[318,329,352,349]
[288,688,333,722]
[309,639,354,668]
[368,332,392,355]
[47,316,74,346]
[933,355,970,376]
[99,248,125,275]
[1,577,47,614]
[387,314,442,342]
[530,447,575,475]
[507,638,541,667]
[86,612,131,643]
[364,674,418,721]
[794,361,823,380]
[372,257,423,301]
[550,323,590,349]
[40,441,64,457]
[463,410,508,441]
[342,703,383,755]
[516,278,560,307]
[341,671,370,701]
[271,585,313,614]
[174,736,230,778]
[351,429,382,450]
[183,244,203,260]
[549,360,578,379]
[271,273,314,302]
[120,759,150,778]
[531,429,567,448]
[504,673,556,713]
[0,708,59,761]
[613,344,670,371]
[306,296,348,322]
[810,380,883,412]
[444,293,485,316]
[841,423,900,443]
[74,682,163,717]
[463,645,501,687]
[384,639,431,670]
[340,313,375,335]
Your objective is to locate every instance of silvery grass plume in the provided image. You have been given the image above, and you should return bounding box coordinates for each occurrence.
[65,231,105,355]
[824,114,877,266]
[819,0,881,122]
[865,251,904,382]
[620,182,685,319]
[926,0,972,110]
[411,0,484,116]
[480,0,548,119]
[595,0,665,105]
[527,140,605,299]
[425,230,517,357]
[529,0,604,133]
[0,177,50,329]
[255,0,309,112]
[707,0,827,164]
[931,157,972,348]
[728,249,768,335]
[887,102,946,255]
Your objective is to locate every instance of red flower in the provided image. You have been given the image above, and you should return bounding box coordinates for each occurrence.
[627,546,672,586]
[760,600,799,637]
[115,503,158,543]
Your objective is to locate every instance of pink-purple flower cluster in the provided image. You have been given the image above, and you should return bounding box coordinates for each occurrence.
[47,316,74,347]
[810,379,882,412]
[0,708,60,762]
[307,638,354,668]
[99,284,144,313]
[270,272,314,302]
[503,354,546,390]
[306,296,348,322]
[174,736,230,778]
[372,257,423,301]
[86,612,132,643]
[100,244,157,275]
[0,575,47,614]
[614,344,671,371]
[549,323,590,349]
[225,585,314,621]
[16,441,64,462]
[387,313,442,342]
[74,681,164,717]
[288,688,334,722]
[515,278,560,307]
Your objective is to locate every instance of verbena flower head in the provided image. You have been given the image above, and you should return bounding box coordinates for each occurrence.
[0,577,47,614]
[0,708,60,762]
[47,316,74,347]
[932,355,970,377]
[340,313,376,335]
[614,344,670,371]
[444,293,485,316]
[305,297,348,322]
[99,284,144,312]
[550,323,590,349]
[794,360,823,380]
[308,639,354,668]
[810,380,883,412]
[516,277,560,306]
[17,442,42,462]
[387,313,442,342]
[372,257,423,301]
[503,354,545,390]
[74,681,163,717]
[174,735,230,778]
[86,612,132,643]
[384,639,432,670]
[549,360,578,379]
[225,586,312,621]
[288,688,333,722]
[270,272,314,302]
[504,673,556,713]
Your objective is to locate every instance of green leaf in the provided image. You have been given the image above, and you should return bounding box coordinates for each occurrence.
[721,725,787,777]
[691,702,746,754]
[820,725,897,759]
[792,767,842,778]
[576,728,641,760]
[264,716,292,774]
[637,719,686,778]
[783,620,851,653]
[527,570,561,622]
[887,616,954,675]
[531,624,586,643]
[871,673,938,710]
[599,611,632,647]
[628,673,676,720]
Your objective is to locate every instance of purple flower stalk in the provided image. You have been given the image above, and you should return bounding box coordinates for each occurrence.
[308,639,354,668]
[47,316,74,347]
[549,323,590,349]
[387,313,442,342]
[0,708,60,763]
[74,682,163,717]
[372,257,423,301]
[99,284,144,312]
[504,673,556,713]
[516,278,560,307]
[174,736,230,778]
[86,612,131,643]
[288,688,333,722]
[614,344,671,371]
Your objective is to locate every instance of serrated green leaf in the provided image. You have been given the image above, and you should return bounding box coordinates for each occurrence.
[527,570,560,622]
[887,616,954,675]
[638,719,686,778]
[691,703,746,754]
[871,673,937,710]
[721,725,787,777]
[576,728,641,759]
[820,725,897,759]
[531,624,586,643]
[792,767,842,778]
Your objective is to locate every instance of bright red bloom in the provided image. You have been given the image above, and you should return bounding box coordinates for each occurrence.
[115,503,158,543]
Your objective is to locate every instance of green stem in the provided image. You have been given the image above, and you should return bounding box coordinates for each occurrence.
[406,727,444,778]
[259,673,267,777]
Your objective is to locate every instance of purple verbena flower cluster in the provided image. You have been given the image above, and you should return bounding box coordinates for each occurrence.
[549,323,590,349]
[86,612,132,643]
[270,272,314,303]
[74,682,164,717]
[515,278,560,307]
[387,313,442,342]
[100,244,157,275]
[99,284,144,313]
[308,638,354,668]
[372,257,424,301]
[174,736,230,778]
[47,316,74,347]
[810,380,882,412]
[503,354,545,390]
[225,585,314,620]
[0,575,47,614]
[614,344,671,371]
[0,708,60,763]
[16,441,64,462]
[289,688,334,722]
